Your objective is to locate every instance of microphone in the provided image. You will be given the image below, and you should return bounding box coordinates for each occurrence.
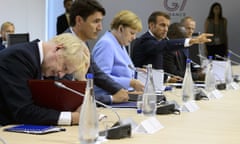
[215,54,240,65]
[190,60,201,68]
[164,72,183,81]
[54,81,131,139]
[197,54,207,60]
[54,81,113,110]
[229,50,240,59]
[128,64,137,71]
[139,64,184,80]
[128,64,139,79]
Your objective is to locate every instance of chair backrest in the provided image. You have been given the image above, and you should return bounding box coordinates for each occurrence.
[7,33,30,47]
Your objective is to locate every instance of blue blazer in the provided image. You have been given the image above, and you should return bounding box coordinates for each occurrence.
[0,40,60,125]
[132,31,186,69]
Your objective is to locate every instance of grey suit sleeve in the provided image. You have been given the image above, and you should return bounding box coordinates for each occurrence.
[89,59,123,95]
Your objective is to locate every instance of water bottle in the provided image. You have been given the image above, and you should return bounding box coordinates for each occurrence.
[182,58,194,102]
[224,53,233,89]
[79,73,98,144]
[205,56,216,92]
[142,64,157,116]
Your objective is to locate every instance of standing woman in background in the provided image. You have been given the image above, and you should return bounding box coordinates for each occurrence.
[205,2,228,59]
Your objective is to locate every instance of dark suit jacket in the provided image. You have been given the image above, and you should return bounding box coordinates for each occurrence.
[0,37,5,51]
[132,31,186,69]
[64,28,123,104]
[163,49,202,81]
[57,13,69,35]
[164,49,186,78]
[0,40,60,126]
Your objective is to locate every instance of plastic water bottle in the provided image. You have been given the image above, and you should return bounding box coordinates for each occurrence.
[224,53,233,89]
[182,58,194,102]
[79,73,98,144]
[142,64,156,116]
[205,56,216,92]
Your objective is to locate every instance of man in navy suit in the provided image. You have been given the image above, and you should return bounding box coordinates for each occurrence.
[163,23,205,81]
[56,0,73,35]
[0,33,90,126]
[65,0,129,104]
[0,21,15,50]
[132,11,212,70]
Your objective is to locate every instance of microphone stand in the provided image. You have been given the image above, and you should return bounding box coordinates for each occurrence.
[54,81,132,139]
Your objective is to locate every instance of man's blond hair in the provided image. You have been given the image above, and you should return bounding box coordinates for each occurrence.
[1,21,14,32]
[50,33,90,80]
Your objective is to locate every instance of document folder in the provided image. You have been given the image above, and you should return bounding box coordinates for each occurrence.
[28,80,86,111]
[4,124,66,135]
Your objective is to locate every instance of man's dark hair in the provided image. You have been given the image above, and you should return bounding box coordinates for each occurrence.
[64,0,72,5]
[69,0,106,26]
[148,11,170,24]
[167,23,187,39]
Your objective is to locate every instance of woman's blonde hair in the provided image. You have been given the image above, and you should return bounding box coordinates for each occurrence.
[110,10,142,32]
[50,33,90,80]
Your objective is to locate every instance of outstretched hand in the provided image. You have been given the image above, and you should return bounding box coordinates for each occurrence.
[189,33,213,45]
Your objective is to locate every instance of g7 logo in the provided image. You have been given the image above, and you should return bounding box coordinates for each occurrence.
[163,0,187,12]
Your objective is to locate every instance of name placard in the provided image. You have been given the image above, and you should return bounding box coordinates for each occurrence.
[134,117,164,134]
[181,100,199,112]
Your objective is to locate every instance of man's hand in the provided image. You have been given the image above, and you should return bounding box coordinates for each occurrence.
[167,76,183,83]
[130,79,144,92]
[71,105,81,125]
[189,33,213,45]
[112,88,129,103]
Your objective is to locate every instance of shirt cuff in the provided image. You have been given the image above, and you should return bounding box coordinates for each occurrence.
[58,112,71,125]
[110,95,113,103]
[184,38,191,47]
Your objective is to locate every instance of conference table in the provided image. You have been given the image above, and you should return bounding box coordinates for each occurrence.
[1,66,240,144]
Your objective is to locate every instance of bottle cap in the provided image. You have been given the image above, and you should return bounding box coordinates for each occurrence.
[227,53,231,58]
[208,56,213,60]
[86,73,94,79]
[186,58,191,63]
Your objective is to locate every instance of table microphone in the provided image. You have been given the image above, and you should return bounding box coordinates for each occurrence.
[54,81,131,139]
[215,54,240,65]
[229,50,240,59]
[164,72,183,81]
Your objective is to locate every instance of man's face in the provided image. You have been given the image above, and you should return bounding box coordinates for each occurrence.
[150,16,170,40]
[1,25,15,41]
[76,12,103,41]
[65,1,73,13]
[183,19,196,38]
[42,45,77,78]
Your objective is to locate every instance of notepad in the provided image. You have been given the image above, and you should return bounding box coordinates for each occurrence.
[4,124,66,135]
